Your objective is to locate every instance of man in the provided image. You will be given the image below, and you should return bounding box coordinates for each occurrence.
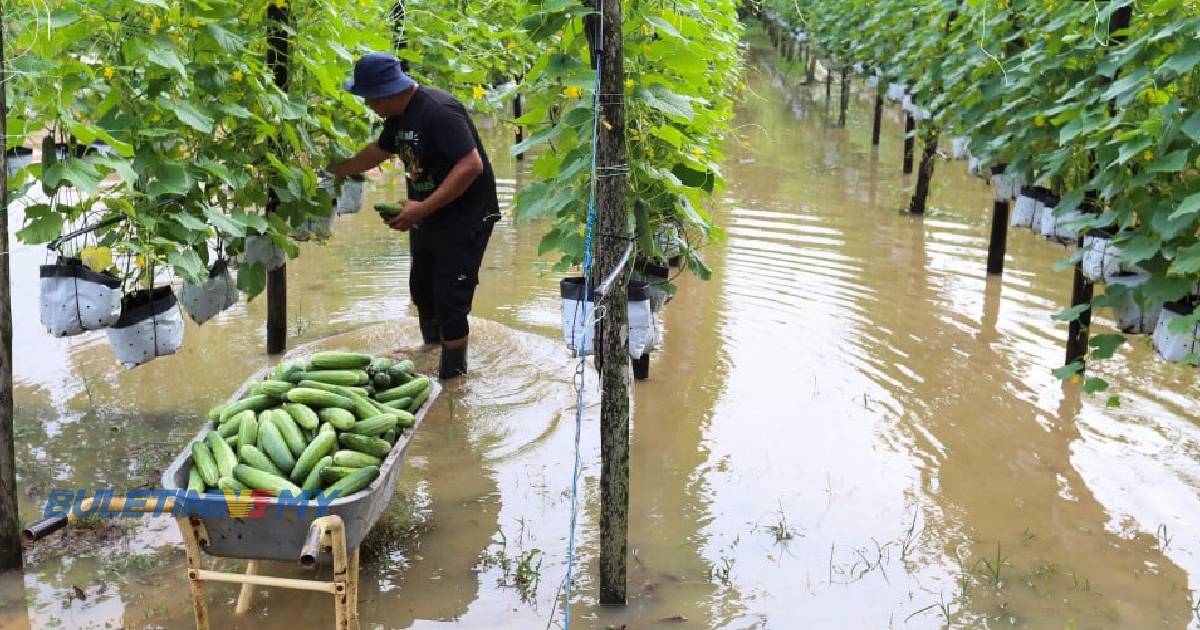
[330,52,499,379]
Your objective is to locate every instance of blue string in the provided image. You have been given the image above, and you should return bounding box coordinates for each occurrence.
[563,8,605,629]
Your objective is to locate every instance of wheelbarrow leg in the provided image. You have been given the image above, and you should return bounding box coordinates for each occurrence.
[177,517,212,630]
[348,547,361,627]
[235,560,259,615]
[304,516,356,630]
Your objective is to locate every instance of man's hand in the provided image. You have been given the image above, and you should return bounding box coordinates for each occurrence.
[387,199,431,231]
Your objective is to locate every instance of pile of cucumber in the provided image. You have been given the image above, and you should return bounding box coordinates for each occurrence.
[187,351,433,499]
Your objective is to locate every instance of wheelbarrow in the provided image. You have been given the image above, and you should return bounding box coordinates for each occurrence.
[23,363,442,630]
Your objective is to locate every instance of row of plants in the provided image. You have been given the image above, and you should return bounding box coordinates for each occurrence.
[761,0,1200,393]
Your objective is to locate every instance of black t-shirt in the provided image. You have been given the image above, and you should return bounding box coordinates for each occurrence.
[377,87,500,232]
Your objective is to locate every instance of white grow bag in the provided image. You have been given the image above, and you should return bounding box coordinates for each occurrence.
[6,148,33,176]
[107,287,185,368]
[1107,271,1161,334]
[1038,194,1084,243]
[1010,188,1038,228]
[1152,300,1200,364]
[560,278,657,359]
[336,177,367,215]
[243,235,286,271]
[886,83,905,102]
[179,260,239,325]
[989,167,1024,201]
[950,137,969,160]
[39,259,123,337]
[1080,231,1123,282]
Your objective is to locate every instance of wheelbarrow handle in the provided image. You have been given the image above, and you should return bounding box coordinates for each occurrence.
[299,523,323,570]
[22,515,68,543]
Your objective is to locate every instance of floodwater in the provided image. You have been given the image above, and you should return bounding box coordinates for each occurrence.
[4,37,1200,629]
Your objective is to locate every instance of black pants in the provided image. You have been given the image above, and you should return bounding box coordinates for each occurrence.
[409,220,494,342]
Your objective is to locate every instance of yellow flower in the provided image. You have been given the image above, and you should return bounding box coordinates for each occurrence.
[80,247,113,273]
[150,113,161,122]
[642,25,651,37]
[103,66,115,80]
[507,41,516,51]
[1142,150,1154,162]
[1070,374,1082,385]
[135,255,147,268]
[189,16,199,27]
[1034,114,1046,127]
[274,0,287,8]
[233,69,244,82]
[563,86,583,99]
[150,16,161,32]
[691,147,704,158]
[625,79,634,89]
[472,84,486,100]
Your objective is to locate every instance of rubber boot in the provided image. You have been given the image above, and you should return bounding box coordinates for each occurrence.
[419,317,441,345]
[439,343,468,379]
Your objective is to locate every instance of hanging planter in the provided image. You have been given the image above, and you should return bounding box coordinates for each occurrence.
[635,261,673,313]
[1080,229,1123,282]
[654,223,684,260]
[6,147,33,176]
[967,154,985,178]
[335,175,367,215]
[243,235,286,271]
[1038,192,1082,243]
[1107,271,1162,334]
[106,286,185,368]
[886,83,905,102]
[560,278,657,358]
[901,93,914,113]
[1152,298,1200,364]
[39,257,123,337]
[293,203,335,242]
[949,137,969,160]
[179,260,239,325]
[1010,187,1039,228]
[989,165,1024,201]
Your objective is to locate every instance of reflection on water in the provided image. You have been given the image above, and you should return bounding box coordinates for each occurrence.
[7,36,1200,629]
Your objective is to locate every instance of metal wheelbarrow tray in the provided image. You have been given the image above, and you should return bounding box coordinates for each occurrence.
[161,364,442,564]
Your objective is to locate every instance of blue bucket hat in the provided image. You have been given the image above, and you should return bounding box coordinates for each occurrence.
[344,52,415,99]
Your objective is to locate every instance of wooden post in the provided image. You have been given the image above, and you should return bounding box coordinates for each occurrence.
[514,94,525,161]
[838,67,850,127]
[585,0,630,606]
[805,50,816,85]
[902,113,915,174]
[986,199,1010,274]
[824,63,833,102]
[909,129,938,215]
[266,5,289,355]
[871,81,883,145]
[0,0,23,570]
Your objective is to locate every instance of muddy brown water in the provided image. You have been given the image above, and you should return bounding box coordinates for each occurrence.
[4,43,1200,629]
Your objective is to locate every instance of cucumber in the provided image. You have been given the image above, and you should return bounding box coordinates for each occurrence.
[238,444,284,477]
[219,395,275,423]
[269,409,307,458]
[290,431,337,484]
[377,377,428,403]
[333,449,383,468]
[217,413,244,438]
[207,403,229,422]
[191,441,220,486]
[297,370,369,386]
[375,202,403,218]
[393,409,416,428]
[325,466,380,498]
[338,433,393,458]
[282,402,320,430]
[218,476,249,494]
[250,379,294,399]
[297,380,370,398]
[372,372,392,390]
[382,397,411,411]
[259,420,296,474]
[237,414,259,451]
[318,407,357,431]
[310,351,373,370]
[207,431,239,478]
[381,429,398,445]
[320,466,359,484]
[407,383,431,413]
[368,357,392,374]
[286,388,356,410]
[224,435,239,448]
[346,392,382,421]
[387,360,415,382]
[349,413,399,437]
[274,360,303,381]
[188,466,205,492]
[302,456,334,492]
[319,421,336,436]
[234,464,302,497]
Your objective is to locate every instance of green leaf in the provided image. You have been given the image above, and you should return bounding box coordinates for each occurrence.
[237,262,266,298]
[144,41,187,77]
[1147,149,1189,174]
[204,206,246,237]
[1169,242,1200,274]
[1052,304,1090,322]
[1182,111,1200,143]
[1169,191,1200,220]
[168,249,208,284]
[510,122,563,156]
[204,24,246,53]
[147,163,191,198]
[1089,333,1126,360]
[1052,361,1084,380]
[636,84,695,121]
[1161,47,1200,77]
[1082,378,1110,394]
[650,125,684,148]
[44,159,102,196]
[15,205,63,244]
[671,164,714,193]
[172,101,214,134]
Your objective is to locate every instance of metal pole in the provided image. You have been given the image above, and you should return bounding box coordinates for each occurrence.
[838,67,850,127]
[986,199,1010,274]
[0,0,23,569]
[266,5,289,355]
[514,94,525,161]
[871,81,883,145]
